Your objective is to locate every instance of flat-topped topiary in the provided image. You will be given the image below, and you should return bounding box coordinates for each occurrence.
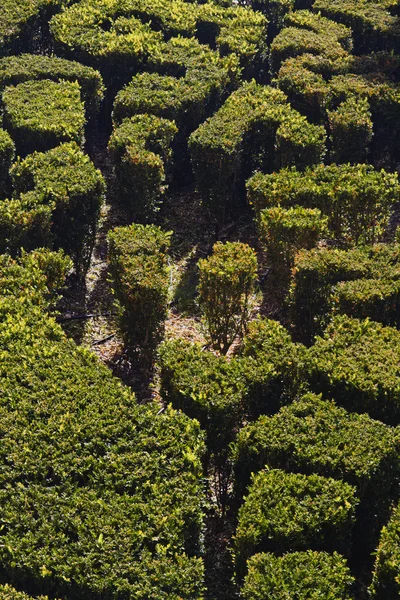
[2,79,85,156]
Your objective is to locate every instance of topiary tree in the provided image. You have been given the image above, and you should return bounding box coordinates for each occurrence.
[198,241,258,354]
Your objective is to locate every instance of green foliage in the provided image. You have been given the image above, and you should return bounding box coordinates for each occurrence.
[108,114,177,220]
[270,10,352,73]
[2,79,85,156]
[198,241,258,354]
[328,97,373,164]
[8,142,105,273]
[159,339,247,453]
[332,277,400,327]
[306,315,400,424]
[247,164,399,246]
[258,205,328,287]
[289,244,400,342]
[0,54,105,118]
[0,252,205,599]
[0,585,52,600]
[189,82,325,218]
[370,502,400,599]
[0,0,52,56]
[112,49,238,132]
[50,0,267,84]
[313,0,400,53]
[233,393,400,509]
[107,224,171,359]
[0,128,14,197]
[242,551,355,600]
[239,317,307,417]
[234,468,358,576]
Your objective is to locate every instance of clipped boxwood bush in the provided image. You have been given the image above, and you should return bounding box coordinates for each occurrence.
[288,244,400,343]
[306,315,400,424]
[370,502,400,599]
[108,114,177,220]
[107,224,171,359]
[2,79,85,156]
[50,0,266,84]
[159,339,248,454]
[239,317,307,417]
[0,54,104,118]
[0,0,53,57]
[198,241,258,354]
[189,82,325,218]
[0,584,53,600]
[258,205,328,287]
[233,393,400,515]
[0,251,205,600]
[270,11,351,74]
[247,164,399,246]
[332,277,400,327]
[0,127,14,198]
[234,468,358,576]
[9,142,105,273]
[242,551,355,600]
[328,96,373,164]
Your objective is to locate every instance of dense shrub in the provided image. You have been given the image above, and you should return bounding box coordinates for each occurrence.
[2,80,85,156]
[0,128,14,197]
[0,585,52,600]
[9,142,105,273]
[242,551,355,600]
[288,244,400,343]
[328,96,373,164]
[370,502,400,599]
[159,339,247,453]
[269,10,352,73]
[233,393,400,507]
[0,54,104,118]
[313,0,400,53]
[112,45,238,133]
[50,0,267,84]
[107,224,171,359]
[108,114,177,220]
[189,82,325,218]
[234,468,358,576]
[0,0,55,57]
[239,317,307,417]
[258,205,328,286]
[0,252,205,599]
[306,315,400,424]
[332,277,400,327]
[198,241,258,354]
[247,164,400,246]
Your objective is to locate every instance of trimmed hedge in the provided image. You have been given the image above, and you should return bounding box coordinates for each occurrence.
[112,44,239,133]
[0,251,205,599]
[233,393,400,505]
[328,96,373,164]
[313,0,400,53]
[8,142,105,272]
[234,468,358,576]
[2,80,85,157]
[270,10,352,73]
[189,82,325,218]
[332,277,400,327]
[50,0,267,83]
[242,551,355,600]
[0,585,52,600]
[306,315,400,424]
[239,317,307,417]
[370,502,400,599]
[0,128,15,198]
[0,0,54,57]
[258,205,328,286]
[198,241,258,354]
[108,115,177,220]
[107,224,171,358]
[159,339,247,453]
[247,164,400,246]
[288,244,400,343]
[0,54,105,118]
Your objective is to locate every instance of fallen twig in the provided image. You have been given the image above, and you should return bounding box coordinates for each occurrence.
[91,333,116,346]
